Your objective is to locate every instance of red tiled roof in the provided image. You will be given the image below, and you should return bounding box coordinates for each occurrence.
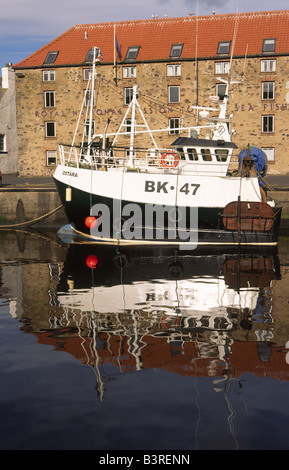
[13,10,289,68]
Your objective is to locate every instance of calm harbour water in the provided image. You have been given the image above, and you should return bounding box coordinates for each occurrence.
[0,229,289,451]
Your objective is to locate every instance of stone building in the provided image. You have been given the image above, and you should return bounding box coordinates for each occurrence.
[12,10,289,176]
[0,66,18,175]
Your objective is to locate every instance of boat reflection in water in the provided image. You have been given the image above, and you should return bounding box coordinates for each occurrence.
[29,241,282,400]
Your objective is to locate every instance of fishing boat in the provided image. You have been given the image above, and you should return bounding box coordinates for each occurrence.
[53,47,282,248]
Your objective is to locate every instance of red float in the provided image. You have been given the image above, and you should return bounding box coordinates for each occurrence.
[86,255,99,268]
[85,216,97,229]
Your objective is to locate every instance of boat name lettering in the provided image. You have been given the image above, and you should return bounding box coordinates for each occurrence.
[145,181,200,195]
[62,170,78,177]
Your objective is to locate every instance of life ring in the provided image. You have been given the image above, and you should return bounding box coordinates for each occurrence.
[161,152,179,168]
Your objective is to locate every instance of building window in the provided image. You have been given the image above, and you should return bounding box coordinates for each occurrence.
[169,118,180,134]
[170,44,183,58]
[168,85,180,103]
[262,147,275,162]
[167,64,181,76]
[85,89,95,106]
[45,122,56,137]
[124,87,133,105]
[262,115,274,133]
[43,51,58,65]
[261,59,276,73]
[125,47,140,60]
[45,91,55,107]
[262,39,276,53]
[83,68,92,80]
[216,83,226,101]
[0,134,6,152]
[85,49,94,63]
[46,150,57,166]
[43,70,55,81]
[85,120,95,136]
[125,119,132,133]
[123,66,136,78]
[215,62,230,74]
[262,82,275,100]
[217,41,231,55]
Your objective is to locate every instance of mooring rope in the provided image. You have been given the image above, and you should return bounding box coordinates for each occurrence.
[0,204,63,229]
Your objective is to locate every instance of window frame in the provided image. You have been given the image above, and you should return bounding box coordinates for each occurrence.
[43,51,58,65]
[125,46,140,61]
[43,70,55,81]
[169,118,180,135]
[123,66,137,78]
[262,81,275,100]
[0,134,6,153]
[45,122,56,138]
[216,83,226,101]
[167,64,181,77]
[46,150,57,166]
[124,87,133,105]
[84,89,95,106]
[262,147,275,162]
[215,61,230,75]
[170,44,183,58]
[168,85,180,104]
[44,91,55,108]
[262,115,274,133]
[217,41,231,55]
[262,39,276,54]
[261,59,276,73]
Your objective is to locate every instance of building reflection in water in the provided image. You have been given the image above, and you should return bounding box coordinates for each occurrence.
[1,231,289,402]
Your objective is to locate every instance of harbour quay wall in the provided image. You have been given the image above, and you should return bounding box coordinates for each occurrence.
[0,186,288,230]
[0,187,67,228]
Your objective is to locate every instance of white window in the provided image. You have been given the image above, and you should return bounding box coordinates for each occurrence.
[83,68,92,80]
[46,150,57,166]
[215,62,230,74]
[262,82,275,100]
[45,122,56,137]
[167,64,181,76]
[125,87,133,105]
[123,66,136,78]
[45,91,55,107]
[262,115,274,133]
[43,70,55,81]
[216,83,226,100]
[169,118,180,134]
[261,59,276,73]
[168,85,180,103]
[262,147,275,162]
[0,134,6,152]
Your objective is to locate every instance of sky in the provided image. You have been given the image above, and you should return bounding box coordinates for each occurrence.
[0,0,289,71]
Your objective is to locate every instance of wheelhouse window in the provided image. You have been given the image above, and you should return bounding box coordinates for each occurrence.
[167,64,181,76]
[43,51,58,65]
[124,87,133,105]
[215,149,229,162]
[201,149,212,161]
[46,150,57,166]
[262,39,276,54]
[43,70,55,81]
[217,41,231,55]
[45,122,56,137]
[170,44,183,58]
[262,82,275,100]
[262,115,274,133]
[45,91,55,107]
[168,85,180,103]
[169,118,180,134]
[261,59,276,73]
[125,47,140,60]
[187,148,198,161]
[215,62,230,74]
[123,66,136,78]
